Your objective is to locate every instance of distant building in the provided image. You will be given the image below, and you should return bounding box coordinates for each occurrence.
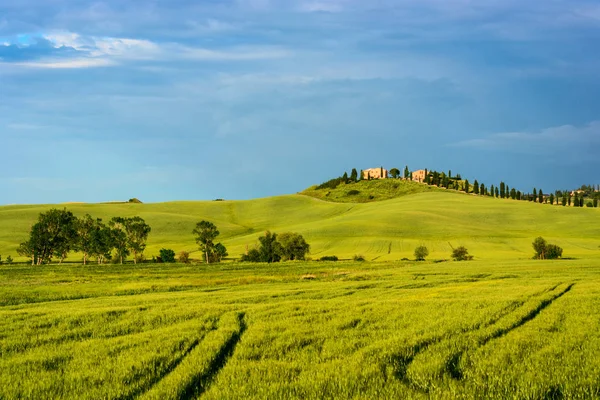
[412,169,427,183]
[363,167,388,180]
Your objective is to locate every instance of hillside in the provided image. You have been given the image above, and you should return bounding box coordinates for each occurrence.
[300,179,442,203]
[1,190,599,262]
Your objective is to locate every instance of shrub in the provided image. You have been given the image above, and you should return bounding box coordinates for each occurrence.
[128,198,143,203]
[178,251,190,264]
[586,201,594,208]
[414,246,429,261]
[319,255,338,261]
[159,248,176,263]
[5,255,12,265]
[347,190,360,196]
[241,249,261,262]
[401,257,410,261]
[452,246,472,261]
[353,254,366,262]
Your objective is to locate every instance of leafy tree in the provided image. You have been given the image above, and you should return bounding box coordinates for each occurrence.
[75,214,96,265]
[258,231,283,263]
[532,236,547,259]
[159,248,176,263]
[109,217,130,264]
[546,244,563,259]
[414,246,429,261]
[193,221,220,264]
[350,168,358,182]
[278,232,310,261]
[90,220,114,264]
[451,246,472,261]
[19,208,78,265]
[510,188,517,200]
[213,243,228,262]
[389,168,400,179]
[473,180,479,195]
[124,217,151,264]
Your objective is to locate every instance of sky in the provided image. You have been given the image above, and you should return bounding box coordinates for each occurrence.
[1,0,599,204]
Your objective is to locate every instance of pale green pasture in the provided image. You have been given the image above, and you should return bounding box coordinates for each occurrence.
[0,190,598,262]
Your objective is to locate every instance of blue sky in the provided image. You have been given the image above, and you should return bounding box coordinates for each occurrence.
[1,0,599,204]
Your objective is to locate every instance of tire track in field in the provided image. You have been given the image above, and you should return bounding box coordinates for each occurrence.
[182,312,247,399]
[444,283,575,383]
[389,283,573,390]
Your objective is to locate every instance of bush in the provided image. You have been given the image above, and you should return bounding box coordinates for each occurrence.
[586,201,594,208]
[159,248,176,263]
[353,254,366,262]
[319,255,338,261]
[414,246,429,261]
[5,255,12,265]
[316,177,346,190]
[546,244,563,259]
[241,249,261,262]
[178,251,190,264]
[128,198,143,203]
[347,190,360,196]
[452,246,472,261]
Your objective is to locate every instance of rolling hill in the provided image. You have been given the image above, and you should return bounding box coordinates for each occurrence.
[1,180,598,262]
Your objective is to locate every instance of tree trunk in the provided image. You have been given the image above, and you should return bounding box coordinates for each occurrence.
[133,251,137,264]
[205,250,209,264]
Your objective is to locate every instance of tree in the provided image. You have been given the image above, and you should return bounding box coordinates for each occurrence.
[109,217,130,264]
[594,198,598,208]
[451,246,472,261]
[258,231,283,263]
[404,166,410,179]
[359,170,364,181]
[389,168,400,179]
[500,182,506,199]
[464,179,470,193]
[178,251,190,264]
[580,197,585,207]
[480,183,485,196]
[495,187,499,198]
[414,246,429,261]
[549,193,555,205]
[473,180,479,195]
[241,248,261,262]
[532,236,547,259]
[75,214,96,265]
[532,188,537,201]
[90,220,114,264]
[213,243,228,262]
[510,188,517,200]
[5,256,12,265]
[278,232,310,261]
[342,172,349,183]
[490,185,495,197]
[350,168,358,182]
[193,221,220,264]
[19,208,78,265]
[538,189,544,204]
[562,196,567,206]
[568,195,572,206]
[159,248,176,263]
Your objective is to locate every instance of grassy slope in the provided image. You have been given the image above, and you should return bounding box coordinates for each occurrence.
[1,184,599,262]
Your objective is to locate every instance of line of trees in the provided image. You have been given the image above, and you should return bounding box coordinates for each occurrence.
[17,208,151,265]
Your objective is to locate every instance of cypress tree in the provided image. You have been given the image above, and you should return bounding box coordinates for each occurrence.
[464,179,470,193]
[500,182,505,199]
[480,183,485,196]
[538,189,544,203]
[473,180,479,195]
[495,187,499,198]
[342,172,349,183]
[532,188,537,202]
[490,185,495,197]
[350,168,358,182]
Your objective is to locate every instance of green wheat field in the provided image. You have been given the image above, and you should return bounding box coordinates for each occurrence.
[1,181,599,399]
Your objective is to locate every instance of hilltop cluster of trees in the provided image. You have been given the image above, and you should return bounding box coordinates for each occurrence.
[17,209,151,265]
[241,231,310,263]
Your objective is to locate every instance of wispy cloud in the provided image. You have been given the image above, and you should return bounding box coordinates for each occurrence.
[450,122,600,155]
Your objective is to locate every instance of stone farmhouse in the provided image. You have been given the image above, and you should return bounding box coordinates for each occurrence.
[363,168,389,180]
[412,169,427,183]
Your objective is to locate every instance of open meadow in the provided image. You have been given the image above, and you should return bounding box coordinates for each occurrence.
[1,183,599,262]
[1,259,600,399]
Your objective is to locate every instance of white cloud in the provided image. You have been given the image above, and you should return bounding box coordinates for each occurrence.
[14,58,115,69]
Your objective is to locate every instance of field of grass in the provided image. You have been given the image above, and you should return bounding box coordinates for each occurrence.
[1,182,598,262]
[1,259,600,398]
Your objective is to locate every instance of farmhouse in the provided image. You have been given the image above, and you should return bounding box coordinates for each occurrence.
[412,169,427,183]
[363,168,388,180]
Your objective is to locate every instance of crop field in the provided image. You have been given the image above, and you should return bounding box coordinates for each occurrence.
[2,259,600,399]
[1,183,599,262]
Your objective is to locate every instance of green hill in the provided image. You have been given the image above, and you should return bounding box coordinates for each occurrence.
[1,186,599,262]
